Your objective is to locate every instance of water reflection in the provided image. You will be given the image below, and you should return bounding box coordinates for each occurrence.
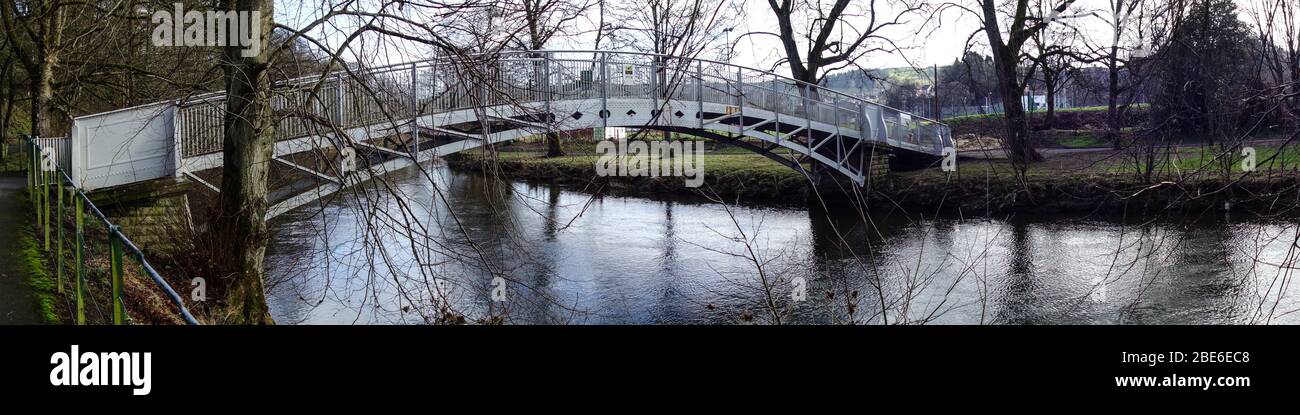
[265,163,1300,325]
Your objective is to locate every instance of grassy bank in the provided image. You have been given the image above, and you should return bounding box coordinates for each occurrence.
[945,106,1144,149]
[450,143,816,203]
[891,158,1300,216]
[19,228,61,324]
[1,113,32,173]
[11,192,60,324]
[449,139,1300,217]
[17,181,192,325]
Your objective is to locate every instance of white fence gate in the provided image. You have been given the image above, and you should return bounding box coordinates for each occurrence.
[34,136,71,173]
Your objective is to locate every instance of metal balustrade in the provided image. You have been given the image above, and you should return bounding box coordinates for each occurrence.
[174,50,951,159]
[26,136,200,325]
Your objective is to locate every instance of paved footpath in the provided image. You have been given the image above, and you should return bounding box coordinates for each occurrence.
[0,174,39,324]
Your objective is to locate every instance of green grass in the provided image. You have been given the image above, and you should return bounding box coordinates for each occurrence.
[1058,136,1107,148]
[1,112,32,173]
[484,149,801,178]
[943,104,1150,124]
[1053,132,1109,148]
[0,146,25,172]
[15,192,61,324]
[1107,146,1300,174]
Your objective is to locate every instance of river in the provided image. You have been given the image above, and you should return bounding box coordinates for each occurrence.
[265,163,1300,324]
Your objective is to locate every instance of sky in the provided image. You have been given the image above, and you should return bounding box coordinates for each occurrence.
[276,0,1276,77]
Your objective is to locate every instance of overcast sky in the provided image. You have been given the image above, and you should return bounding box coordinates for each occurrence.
[278,0,1271,77]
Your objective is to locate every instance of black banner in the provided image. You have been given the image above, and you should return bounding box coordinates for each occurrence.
[0,325,1290,403]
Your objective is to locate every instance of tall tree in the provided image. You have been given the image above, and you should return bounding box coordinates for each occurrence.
[1,0,67,138]
[763,0,924,96]
[1,33,16,147]
[1246,0,1299,120]
[508,0,593,157]
[1027,9,1078,130]
[1077,0,1166,148]
[1150,0,1255,144]
[608,0,733,140]
[215,0,276,324]
[974,0,1078,170]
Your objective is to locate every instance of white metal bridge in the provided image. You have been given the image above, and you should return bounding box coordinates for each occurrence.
[60,50,951,219]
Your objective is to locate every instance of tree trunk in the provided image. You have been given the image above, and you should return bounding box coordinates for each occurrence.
[1043,73,1057,130]
[1002,99,1040,169]
[32,2,66,138]
[1,59,13,151]
[1106,58,1122,149]
[29,47,55,137]
[979,0,1044,172]
[531,50,564,158]
[544,132,563,157]
[991,50,1043,170]
[214,0,275,325]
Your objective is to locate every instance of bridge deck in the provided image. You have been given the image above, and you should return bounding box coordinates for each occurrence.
[57,51,952,219]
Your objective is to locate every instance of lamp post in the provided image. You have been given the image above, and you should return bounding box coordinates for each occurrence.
[722,27,733,63]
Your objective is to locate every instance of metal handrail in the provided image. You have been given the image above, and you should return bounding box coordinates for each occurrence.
[169,50,945,125]
[56,49,949,177]
[26,136,201,325]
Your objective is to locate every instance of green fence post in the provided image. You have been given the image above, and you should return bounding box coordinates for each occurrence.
[29,141,37,219]
[56,182,64,294]
[26,140,32,192]
[110,227,126,325]
[29,142,36,212]
[35,145,43,234]
[74,192,85,325]
[28,139,34,192]
[43,167,50,251]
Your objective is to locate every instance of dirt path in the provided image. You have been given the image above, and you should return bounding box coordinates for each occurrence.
[0,174,39,324]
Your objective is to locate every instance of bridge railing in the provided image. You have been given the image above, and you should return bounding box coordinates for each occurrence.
[172,50,952,160]
[25,136,201,325]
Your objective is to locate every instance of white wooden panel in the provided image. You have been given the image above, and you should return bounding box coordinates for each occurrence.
[71,103,177,190]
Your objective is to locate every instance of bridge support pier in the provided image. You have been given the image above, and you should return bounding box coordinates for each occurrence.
[810,144,891,192]
[83,178,195,255]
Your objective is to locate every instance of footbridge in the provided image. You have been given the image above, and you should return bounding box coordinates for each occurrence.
[60,50,951,219]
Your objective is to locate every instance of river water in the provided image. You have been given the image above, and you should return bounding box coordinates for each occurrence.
[265,163,1300,324]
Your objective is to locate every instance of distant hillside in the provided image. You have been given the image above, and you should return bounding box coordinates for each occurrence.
[819,67,935,100]
[822,67,934,88]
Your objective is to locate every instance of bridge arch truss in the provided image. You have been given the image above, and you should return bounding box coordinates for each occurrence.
[68,50,952,219]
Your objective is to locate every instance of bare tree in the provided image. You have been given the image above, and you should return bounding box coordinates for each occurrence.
[1,0,68,138]
[761,0,925,97]
[213,0,276,324]
[607,0,733,59]
[1027,6,1079,129]
[1,32,16,152]
[506,0,595,157]
[1098,0,1146,147]
[607,0,734,142]
[969,0,1079,172]
[1245,0,1299,121]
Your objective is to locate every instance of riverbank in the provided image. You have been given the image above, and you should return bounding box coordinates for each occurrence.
[448,144,815,204]
[447,140,1300,217]
[7,173,192,325]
